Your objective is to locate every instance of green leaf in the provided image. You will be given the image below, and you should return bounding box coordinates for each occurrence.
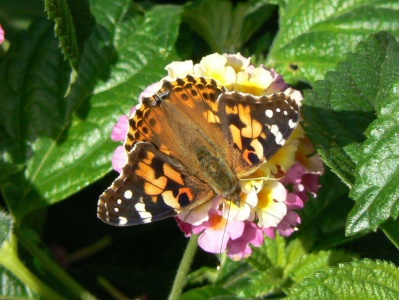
[180,286,235,300]
[184,0,274,53]
[0,213,35,298]
[0,211,12,247]
[0,0,183,221]
[298,169,359,249]
[381,219,399,250]
[249,233,286,270]
[44,0,95,72]
[212,235,355,298]
[287,259,399,299]
[303,32,399,188]
[0,266,37,299]
[268,0,399,83]
[345,33,399,235]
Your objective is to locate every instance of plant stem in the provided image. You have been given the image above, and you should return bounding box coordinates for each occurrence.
[15,227,97,300]
[168,234,199,300]
[0,235,66,300]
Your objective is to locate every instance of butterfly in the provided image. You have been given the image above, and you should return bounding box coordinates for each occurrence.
[98,75,300,226]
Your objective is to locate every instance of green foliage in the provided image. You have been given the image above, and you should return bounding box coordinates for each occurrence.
[268,0,399,83]
[287,260,399,299]
[184,236,356,298]
[44,0,95,71]
[303,32,399,236]
[0,0,399,299]
[0,0,182,222]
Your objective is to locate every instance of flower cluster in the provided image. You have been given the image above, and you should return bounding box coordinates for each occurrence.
[111,53,323,260]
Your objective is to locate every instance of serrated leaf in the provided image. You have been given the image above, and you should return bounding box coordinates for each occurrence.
[287,249,356,284]
[344,33,399,235]
[44,0,95,72]
[213,235,355,298]
[303,32,399,190]
[347,113,399,234]
[268,0,399,83]
[249,234,287,270]
[287,259,399,299]
[183,0,274,53]
[180,286,235,300]
[0,0,183,221]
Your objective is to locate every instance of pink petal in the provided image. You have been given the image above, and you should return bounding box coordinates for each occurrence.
[0,25,4,44]
[112,146,127,173]
[282,163,306,185]
[228,243,252,261]
[198,229,228,253]
[263,227,276,239]
[285,193,304,210]
[302,173,322,195]
[139,82,162,100]
[277,211,301,237]
[175,218,192,237]
[111,115,129,141]
[226,222,264,260]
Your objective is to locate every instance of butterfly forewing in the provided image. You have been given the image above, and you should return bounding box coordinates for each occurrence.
[218,92,300,177]
[124,75,226,156]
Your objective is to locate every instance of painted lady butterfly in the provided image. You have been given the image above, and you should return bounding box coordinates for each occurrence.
[98,75,299,226]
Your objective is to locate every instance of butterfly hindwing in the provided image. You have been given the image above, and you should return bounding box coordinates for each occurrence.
[98,142,216,226]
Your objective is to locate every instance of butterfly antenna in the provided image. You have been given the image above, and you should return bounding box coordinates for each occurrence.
[244,200,298,230]
[218,199,232,269]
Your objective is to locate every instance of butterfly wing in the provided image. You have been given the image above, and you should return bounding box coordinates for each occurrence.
[124,75,226,156]
[98,142,216,226]
[217,92,300,177]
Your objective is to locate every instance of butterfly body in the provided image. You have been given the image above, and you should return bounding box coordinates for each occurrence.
[98,75,299,226]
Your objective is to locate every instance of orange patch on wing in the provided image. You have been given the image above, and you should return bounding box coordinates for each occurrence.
[204,110,220,123]
[163,163,184,185]
[242,118,262,138]
[250,139,264,159]
[229,124,242,150]
[178,187,194,201]
[243,139,263,165]
[162,187,194,209]
[205,98,219,112]
[238,104,251,128]
[144,180,166,195]
[136,160,168,195]
[142,151,156,165]
[162,190,179,208]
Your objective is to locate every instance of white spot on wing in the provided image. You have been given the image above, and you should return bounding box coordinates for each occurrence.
[289,119,297,128]
[114,207,119,212]
[119,216,128,225]
[134,202,152,223]
[265,109,273,118]
[117,199,122,205]
[270,124,284,145]
[276,108,281,113]
[124,190,133,199]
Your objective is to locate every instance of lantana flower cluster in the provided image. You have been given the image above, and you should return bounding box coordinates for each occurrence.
[111,53,324,260]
